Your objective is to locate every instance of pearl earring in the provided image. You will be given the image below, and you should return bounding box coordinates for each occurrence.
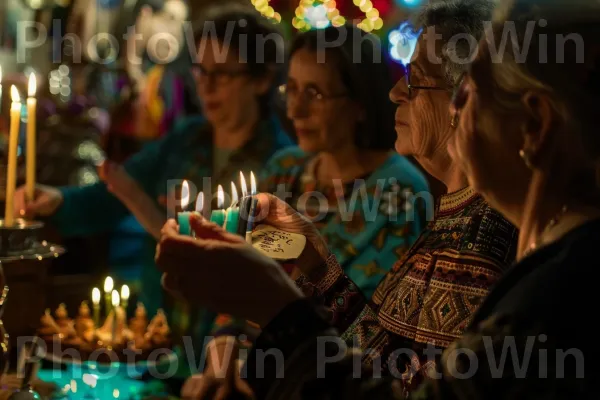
[519,149,533,169]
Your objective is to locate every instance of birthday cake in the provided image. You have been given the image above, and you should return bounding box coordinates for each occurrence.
[37,302,172,364]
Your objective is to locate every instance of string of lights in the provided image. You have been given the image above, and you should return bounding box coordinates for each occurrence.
[250,0,283,23]
[291,0,384,32]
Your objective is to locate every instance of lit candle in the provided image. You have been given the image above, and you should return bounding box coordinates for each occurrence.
[177,180,192,236]
[26,73,37,202]
[120,285,129,311]
[238,172,251,236]
[245,172,258,243]
[92,287,100,326]
[224,182,240,234]
[103,276,113,316]
[4,86,21,227]
[210,185,226,227]
[111,290,120,345]
[0,66,3,113]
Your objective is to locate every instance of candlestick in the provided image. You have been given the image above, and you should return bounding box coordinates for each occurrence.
[4,86,21,227]
[92,287,100,326]
[120,285,129,311]
[103,276,113,316]
[26,73,37,202]
[176,180,195,236]
[245,172,258,243]
[210,185,226,226]
[111,290,119,345]
[224,182,240,234]
[0,66,3,117]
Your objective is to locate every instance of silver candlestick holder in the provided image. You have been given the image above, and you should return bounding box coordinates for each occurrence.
[0,219,65,262]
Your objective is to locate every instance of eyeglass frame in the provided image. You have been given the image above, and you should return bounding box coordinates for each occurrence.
[279,84,349,107]
[403,63,448,99]
[191,64,250,84]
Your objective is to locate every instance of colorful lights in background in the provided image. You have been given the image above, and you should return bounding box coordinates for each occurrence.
[388,21,422,65]
[293,0,345,31]
[251,0,282,22]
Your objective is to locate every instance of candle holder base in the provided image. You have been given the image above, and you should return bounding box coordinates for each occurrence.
[0,219,66,262]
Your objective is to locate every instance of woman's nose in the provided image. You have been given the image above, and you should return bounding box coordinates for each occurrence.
[389,79,409,104]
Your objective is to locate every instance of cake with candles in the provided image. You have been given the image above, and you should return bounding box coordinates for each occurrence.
[37,279,171,364]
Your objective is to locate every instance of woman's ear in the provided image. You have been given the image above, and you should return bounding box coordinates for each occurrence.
[520,91,555,156]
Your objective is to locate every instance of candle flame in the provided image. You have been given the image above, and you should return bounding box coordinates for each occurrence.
[240,172,248,197]
[103,276,114,293]
[112,290,120,307]
[231,182,238,205]
[28,73,36,97]
[181,180,190,209]
[217,185,224,208]
[195,192,204,212]
[121,285,130,301]
[250,171,257,195]
[10,85,20,103]
[92,288,100,305]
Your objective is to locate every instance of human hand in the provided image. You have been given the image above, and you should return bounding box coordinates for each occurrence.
[14,184,63,218]
[254,193,330,278]
[181,337,253,400]
[156,215,303,326]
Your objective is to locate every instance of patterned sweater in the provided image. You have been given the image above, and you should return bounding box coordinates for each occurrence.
[296,186,518,385]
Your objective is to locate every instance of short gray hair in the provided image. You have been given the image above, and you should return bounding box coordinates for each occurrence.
[412,0,494,88]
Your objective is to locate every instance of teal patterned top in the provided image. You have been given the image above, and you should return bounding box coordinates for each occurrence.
[260,147,430,298]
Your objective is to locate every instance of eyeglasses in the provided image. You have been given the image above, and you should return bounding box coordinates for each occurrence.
[403,63,447,99]
[279,84,348,107]
[192,65,249,85]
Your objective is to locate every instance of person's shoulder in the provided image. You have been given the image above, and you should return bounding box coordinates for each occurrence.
[461,196,519,266]
[374,153,429,193]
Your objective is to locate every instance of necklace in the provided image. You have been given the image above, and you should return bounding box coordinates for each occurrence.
[523,204,569,256]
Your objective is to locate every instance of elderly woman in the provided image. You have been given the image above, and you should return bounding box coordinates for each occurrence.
[157,0,521,397]
[160,0,599,398]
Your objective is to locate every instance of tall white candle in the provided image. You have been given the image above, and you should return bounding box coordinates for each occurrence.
[26,73,37,202]
[5,86,21,227]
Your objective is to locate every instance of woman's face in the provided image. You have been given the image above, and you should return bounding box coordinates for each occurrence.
[286,47,363,154]
[449,68,529,211]
[194,38,269,128]
[389,35,453,161]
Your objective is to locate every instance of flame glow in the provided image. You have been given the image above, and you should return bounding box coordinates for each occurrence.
[217,185,224,208]
[111,290,120,307]
[195,192,204,212]
[28,73,37,97]
[250,172,257,195]
[240,172,248,197]
[181,180,190,209]
[103,277,114,293]
[10,85,20,103]
[231,182,239,205]
[120,285,130,301]
[92,288,100,305]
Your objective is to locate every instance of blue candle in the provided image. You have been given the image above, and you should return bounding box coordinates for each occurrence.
[245,172,258,243]
[224,182,240,234]
[210,185,226,227]
[178,180,192,236]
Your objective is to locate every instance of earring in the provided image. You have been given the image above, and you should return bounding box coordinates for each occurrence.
[450,113,459,128]
[519,149,533,169]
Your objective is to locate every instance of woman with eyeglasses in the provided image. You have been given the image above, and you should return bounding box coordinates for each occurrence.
[156,1,520,398]
[12,4,292,328]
